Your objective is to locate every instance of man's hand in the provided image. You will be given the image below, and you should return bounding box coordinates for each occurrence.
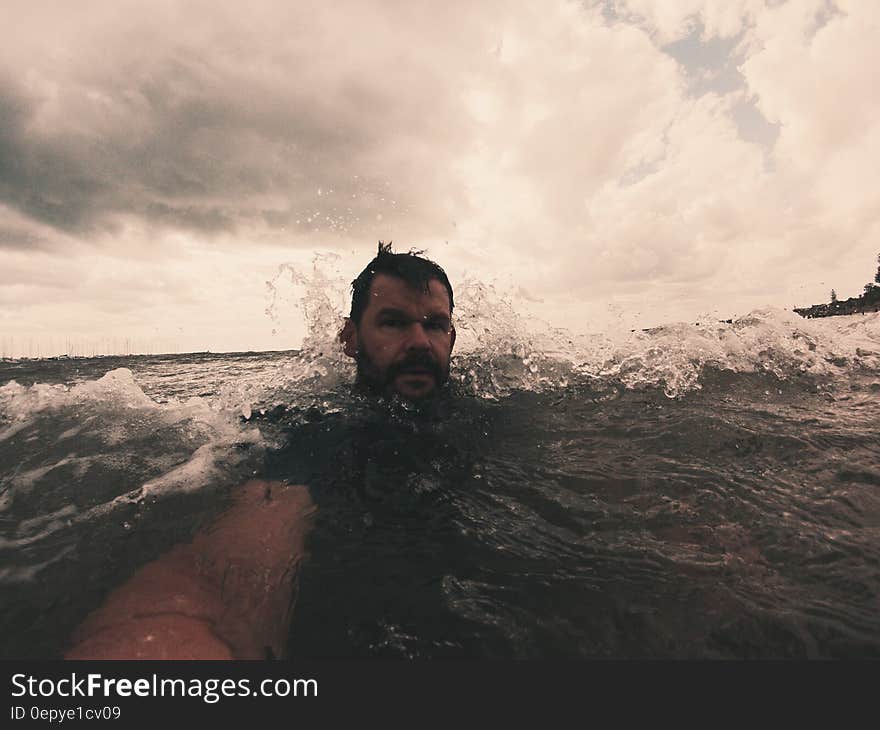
[66,480,314,660]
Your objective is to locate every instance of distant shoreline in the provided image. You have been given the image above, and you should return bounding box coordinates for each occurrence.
[794,288,880,319]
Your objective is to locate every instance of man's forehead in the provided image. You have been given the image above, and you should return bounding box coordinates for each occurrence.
[366,274,451,314]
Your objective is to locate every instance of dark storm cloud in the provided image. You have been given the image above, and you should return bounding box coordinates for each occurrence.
[0,223,50,251]
[0,63,349,235]
[0,81,107,233]
[0,26,471,242]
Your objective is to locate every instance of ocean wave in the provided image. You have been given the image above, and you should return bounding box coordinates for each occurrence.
[0,367,263,569]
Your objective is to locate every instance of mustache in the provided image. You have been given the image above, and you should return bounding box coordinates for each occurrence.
[386,352,443,381]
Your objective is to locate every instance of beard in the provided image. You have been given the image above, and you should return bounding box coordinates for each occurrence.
[355,348,450,399]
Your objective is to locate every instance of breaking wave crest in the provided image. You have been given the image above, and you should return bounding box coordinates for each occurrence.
[0,368,262,583]
[264,259,880,402]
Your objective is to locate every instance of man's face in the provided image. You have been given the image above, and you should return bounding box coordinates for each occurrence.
[341,273,456,401]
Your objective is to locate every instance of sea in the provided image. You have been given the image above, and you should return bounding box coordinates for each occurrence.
[2,283,879,659]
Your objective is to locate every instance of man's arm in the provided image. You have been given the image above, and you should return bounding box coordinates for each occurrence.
[66,480,314,660]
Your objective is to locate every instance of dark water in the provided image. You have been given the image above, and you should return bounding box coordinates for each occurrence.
[273,372,880,658]
[1,309,879,658]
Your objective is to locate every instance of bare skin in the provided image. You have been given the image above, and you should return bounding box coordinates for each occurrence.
[66,481,314,660]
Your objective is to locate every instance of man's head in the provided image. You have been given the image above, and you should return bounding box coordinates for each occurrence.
[340,242,456,401]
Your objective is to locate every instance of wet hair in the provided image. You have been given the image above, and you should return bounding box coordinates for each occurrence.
[349,241,454,325]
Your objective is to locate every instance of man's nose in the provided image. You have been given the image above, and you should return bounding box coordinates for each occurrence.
[405,322,431,350]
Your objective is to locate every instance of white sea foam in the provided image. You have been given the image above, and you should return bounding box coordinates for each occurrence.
[0,367,263,527]
[450,280,880,397]
[572,308,880,397]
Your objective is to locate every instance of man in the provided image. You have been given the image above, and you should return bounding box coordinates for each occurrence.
[65,243,456,659]
[341,241,456,402]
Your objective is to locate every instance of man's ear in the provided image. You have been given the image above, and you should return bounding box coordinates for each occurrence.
[340,318,358,358]
[449,324,456,352]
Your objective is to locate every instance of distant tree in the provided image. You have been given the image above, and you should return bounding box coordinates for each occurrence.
[830,289,837,303]
[865,283,875,295]
[875,252,880,284]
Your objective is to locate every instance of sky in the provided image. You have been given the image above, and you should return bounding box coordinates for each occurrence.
[1,0,878,357]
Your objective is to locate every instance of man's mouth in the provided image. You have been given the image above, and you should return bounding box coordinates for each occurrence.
[398,368,433,378]
[391,355,439,381]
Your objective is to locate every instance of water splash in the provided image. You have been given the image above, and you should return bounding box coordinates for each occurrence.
[0,368,262,523]
[576,308,880,397]
[452,278,574,398]
[261,256,880,402]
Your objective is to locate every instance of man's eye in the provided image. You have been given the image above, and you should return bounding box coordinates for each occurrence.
[381,319,406,327]
[425,321,447,331]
